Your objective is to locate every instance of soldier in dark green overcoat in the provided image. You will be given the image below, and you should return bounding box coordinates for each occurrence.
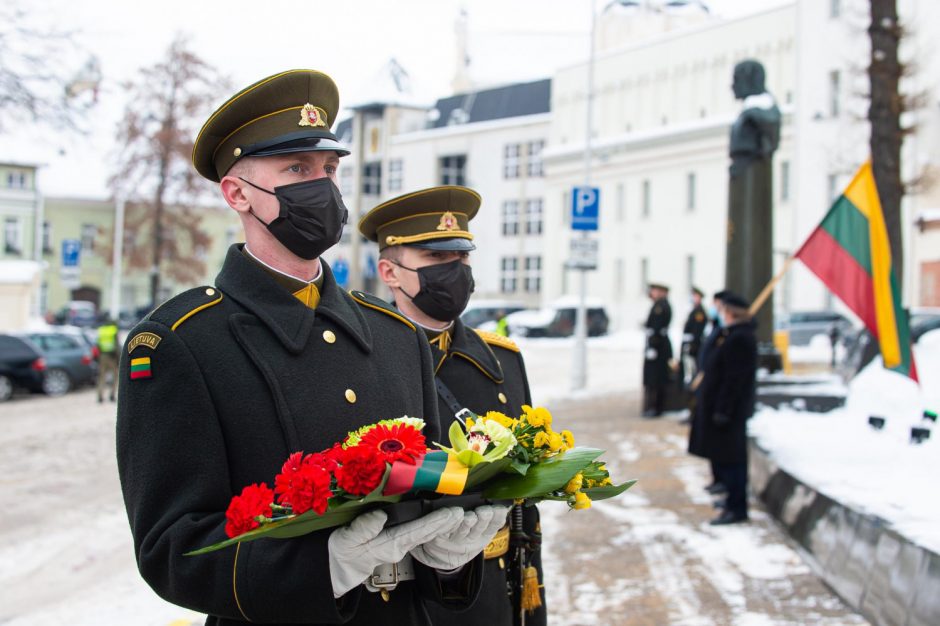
[360,186,547,626]
[116,71,504,626]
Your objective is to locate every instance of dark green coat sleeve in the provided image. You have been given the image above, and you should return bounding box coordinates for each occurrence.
[116,321,359,623]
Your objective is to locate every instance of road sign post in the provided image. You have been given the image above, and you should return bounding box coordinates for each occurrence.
[569,186,599,391]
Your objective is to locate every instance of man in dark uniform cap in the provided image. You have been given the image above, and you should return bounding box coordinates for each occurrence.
[642,282,673,417]
[360,186,546,626]
[116,70,505,626]
[679,287,708,389]
[699,291,757,525]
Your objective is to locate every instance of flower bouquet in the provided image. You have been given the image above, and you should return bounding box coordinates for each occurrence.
[186,406,635,556]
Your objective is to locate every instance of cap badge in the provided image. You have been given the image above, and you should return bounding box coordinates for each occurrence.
[299,103,327,128]
[436,211,460,232]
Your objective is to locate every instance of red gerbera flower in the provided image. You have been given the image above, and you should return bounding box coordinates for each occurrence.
[225,483,274,538]
[335,445,387,496]
[357,423,426,465]
[274,451,333,515]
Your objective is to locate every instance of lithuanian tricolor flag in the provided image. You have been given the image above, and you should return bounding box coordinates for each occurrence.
[795,161,917,381]
[383,451,468,496]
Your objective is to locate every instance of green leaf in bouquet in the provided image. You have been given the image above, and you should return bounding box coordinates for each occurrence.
[448,420,468,450]
[509,459,530,476]
[582,480,637,501]
[483,447,603,500]
[464,456,512,489]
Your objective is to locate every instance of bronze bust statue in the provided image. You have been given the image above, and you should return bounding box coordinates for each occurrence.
[725,59,781,348]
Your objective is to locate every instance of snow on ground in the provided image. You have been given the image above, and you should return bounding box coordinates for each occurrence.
[750,329,940,554]
[515,329,645,406]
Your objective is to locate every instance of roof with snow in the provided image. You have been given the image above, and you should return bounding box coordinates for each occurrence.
[429,78,551,129]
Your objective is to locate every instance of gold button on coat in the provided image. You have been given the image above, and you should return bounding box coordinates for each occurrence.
[498,392,507,404]
[345,389,357,403]
[323,330,336,343]
[205,288,215,296]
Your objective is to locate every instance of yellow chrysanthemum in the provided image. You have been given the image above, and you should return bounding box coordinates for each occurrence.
[561,430,575,450]
[564,473,583,494]
[573,492,592,510]
[484,411,517,429]
[533,431,551,448]
[548,431,564,452]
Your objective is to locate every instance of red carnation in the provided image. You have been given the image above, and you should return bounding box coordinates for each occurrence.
[358,423,426,465]
[225,483,275,538]
[274,452,333,515]
[335,445,387,496]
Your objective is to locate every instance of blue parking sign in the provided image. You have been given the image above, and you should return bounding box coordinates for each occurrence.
[333,258,349,288]
[571,186,600,231]
[61,239,81,267]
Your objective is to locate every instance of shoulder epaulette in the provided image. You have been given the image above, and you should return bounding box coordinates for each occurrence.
[473,329,520,353]
[348,290,416,331]
[147,286,224,331]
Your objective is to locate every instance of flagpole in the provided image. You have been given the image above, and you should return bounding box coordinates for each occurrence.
[748,256,796,318]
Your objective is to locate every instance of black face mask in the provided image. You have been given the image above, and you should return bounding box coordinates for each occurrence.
[240,176,348,260]
[395,258,475,323]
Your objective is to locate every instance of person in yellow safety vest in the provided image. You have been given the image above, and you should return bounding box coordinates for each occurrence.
[495,310,509,337]
[97,315,119,403]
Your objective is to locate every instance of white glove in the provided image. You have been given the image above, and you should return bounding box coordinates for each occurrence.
[410,505,511,571]
[328,507,463,598]
[645,348,658,360]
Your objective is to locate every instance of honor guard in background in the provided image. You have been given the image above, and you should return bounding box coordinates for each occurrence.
[679,287,708,391]
[116,70,505,626]
[360,186,546,626]
[642,282,673,417]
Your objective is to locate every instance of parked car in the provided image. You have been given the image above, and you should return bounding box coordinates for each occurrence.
[19,331,97,395]
[0,334,47,401]
[54,300,98,328]
[506,298,609,338]
[779,310,855,346]
[910,307,940,343]
[460,299,527,329]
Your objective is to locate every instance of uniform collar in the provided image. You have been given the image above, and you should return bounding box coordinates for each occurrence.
[437,318,504,382]
[217,244,372,354]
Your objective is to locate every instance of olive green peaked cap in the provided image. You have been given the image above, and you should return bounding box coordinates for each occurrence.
[192,69,350,182]
[359,186,481,251]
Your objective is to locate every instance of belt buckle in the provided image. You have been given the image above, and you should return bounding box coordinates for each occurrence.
[454,408,473,425]
[370,561,400,599]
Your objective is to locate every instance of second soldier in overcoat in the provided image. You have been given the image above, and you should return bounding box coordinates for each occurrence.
[642,283,673,417]
[361,186,547,626]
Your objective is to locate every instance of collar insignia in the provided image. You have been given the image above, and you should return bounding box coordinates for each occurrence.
[436,211,459,232]
[298,103,327,128]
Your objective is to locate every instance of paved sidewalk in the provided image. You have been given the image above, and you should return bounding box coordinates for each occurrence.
[538,390,868,626]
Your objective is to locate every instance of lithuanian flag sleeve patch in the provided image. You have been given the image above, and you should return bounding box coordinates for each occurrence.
[130,356,153,380]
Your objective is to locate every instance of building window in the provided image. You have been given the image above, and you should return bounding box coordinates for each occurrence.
[524,256,541,293]
[362,162,382,195]
[642,179,651,218]
[780,160,790,202]
[502,200,520,236]
[6,170,27,189]
[81,223,97,251]
[686,254,695,292]
[340,166,353,197]
[500,257,518,293]
[616,183,625,222]
[388,158,403,192]
[42,221,53,254]
[4,217,22,254]
[440,155,466,185]
[829,70,840,117]
[527,140,545,177]
[640,257,649,294]
[525,198,543,235]
[830,0,841,18]
[503,144,520,179]
[686,172,696,212]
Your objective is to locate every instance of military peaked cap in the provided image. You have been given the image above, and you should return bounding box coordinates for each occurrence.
[721,291,751,309]
[192,69,350,182]
[358,186,481,251]
[648,282,670,292]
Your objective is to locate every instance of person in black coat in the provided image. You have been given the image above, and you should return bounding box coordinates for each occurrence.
[688,290,728,493]
[116,71,499,626]
[679,287,708,389]
[361,186,546,626]
[699,292,757,525]
[643,283,673,417]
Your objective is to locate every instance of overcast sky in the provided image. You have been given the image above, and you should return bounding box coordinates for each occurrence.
[5,0,789,198]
